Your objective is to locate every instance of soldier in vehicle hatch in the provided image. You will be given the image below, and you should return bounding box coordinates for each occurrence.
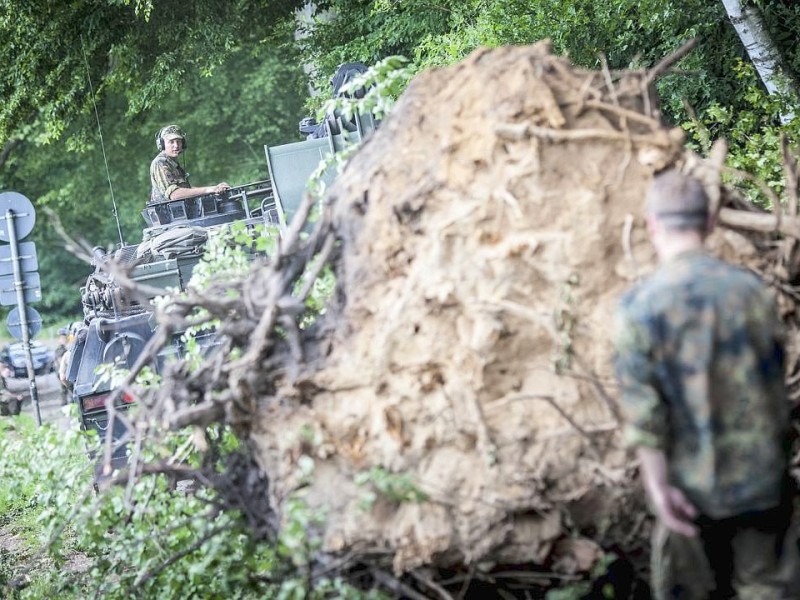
[613,170,800,598]
[149,124,231,204]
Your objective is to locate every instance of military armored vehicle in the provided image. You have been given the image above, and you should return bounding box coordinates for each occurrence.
[64,63,377,471]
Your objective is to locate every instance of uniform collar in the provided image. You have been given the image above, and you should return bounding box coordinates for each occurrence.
[664,248,707,265]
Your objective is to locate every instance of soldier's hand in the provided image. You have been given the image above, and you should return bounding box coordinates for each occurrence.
[656,485,699,537]
[637,446,699,537]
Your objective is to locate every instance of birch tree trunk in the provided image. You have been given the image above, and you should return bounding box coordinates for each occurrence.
[721,0,794,123]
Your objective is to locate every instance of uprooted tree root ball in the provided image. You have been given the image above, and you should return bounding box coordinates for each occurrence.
[131,41,800,593]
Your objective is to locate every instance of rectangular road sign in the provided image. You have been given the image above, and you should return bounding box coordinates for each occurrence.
[0,241,38,276]
[0,272,41,305]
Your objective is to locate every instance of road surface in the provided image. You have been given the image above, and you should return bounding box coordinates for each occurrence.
[7,371,74,428]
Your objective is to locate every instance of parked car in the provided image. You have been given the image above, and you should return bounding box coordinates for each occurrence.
[0,341,56,378]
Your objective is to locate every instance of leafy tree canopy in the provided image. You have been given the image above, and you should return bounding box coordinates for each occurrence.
[0,0,798,324]
[0,0,305,151]
[301,0,796,123]
[0,0,310,322]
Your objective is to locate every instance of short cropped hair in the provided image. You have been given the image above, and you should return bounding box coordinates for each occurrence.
[646,170,709,231]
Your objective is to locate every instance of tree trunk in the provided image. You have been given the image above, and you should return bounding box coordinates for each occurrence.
[0,138,21,171]
[720,0,794,123]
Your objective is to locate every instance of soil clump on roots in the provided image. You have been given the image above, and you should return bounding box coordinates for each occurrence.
[252,42,676,574]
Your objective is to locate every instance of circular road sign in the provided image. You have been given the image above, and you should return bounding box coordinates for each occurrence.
[0,191,36,241]
[7,306,42,341]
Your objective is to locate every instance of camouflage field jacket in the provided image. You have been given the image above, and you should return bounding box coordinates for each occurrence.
[149,152,189,203]
[614,249,790,518]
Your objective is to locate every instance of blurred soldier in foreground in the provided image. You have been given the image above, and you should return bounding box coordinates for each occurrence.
[149,124,230,204]
[613,170,799,598]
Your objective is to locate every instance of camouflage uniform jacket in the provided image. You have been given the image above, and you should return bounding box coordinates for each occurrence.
[613,249,790,519]
[149,152,190,203]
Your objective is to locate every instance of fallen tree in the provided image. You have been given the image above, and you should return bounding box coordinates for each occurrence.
[136,40,800,595]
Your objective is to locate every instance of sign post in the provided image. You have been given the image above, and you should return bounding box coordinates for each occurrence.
[0,192,41,425]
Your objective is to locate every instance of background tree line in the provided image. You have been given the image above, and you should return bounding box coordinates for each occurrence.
[0,0,797,324]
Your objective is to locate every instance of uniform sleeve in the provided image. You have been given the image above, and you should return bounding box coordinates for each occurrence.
[150,156,168,197]
[612,298,669,450]
[164,184,179,200]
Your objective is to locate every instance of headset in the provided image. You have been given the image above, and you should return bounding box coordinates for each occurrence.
[155,124,187,151]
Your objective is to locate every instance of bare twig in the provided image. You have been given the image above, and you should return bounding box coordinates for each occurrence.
[782,134,799,216]
[496,393,602,459]
[124,423,145,510]
[580,100,662,128]
[226,193,323,370]
[296,232,336,302]
[457,562,477,600]
[643,38,699,86]
[411,569,455,600]
[167,400,225,430]
[133,524,229,588]
[570,354,623,424]
[721,164,782,209]
[781,135,800,278]
[495,123,671,147]
[372,569,430,600]
[719,207,800,238]
[621,213,640,281]
[599,54,620,109]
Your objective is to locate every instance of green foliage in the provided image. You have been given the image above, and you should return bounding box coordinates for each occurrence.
[321,56,414,120]
[297,0,453,94]
[134,365,161,388]
[93,362,131,390]
[682,59,800,208]
[0,415,91,518]
[188,222,276,290]
[298,265,336,328]
[278,494,324,568]
[543,552,619,600]
[0,417,379,599]
[553,274,580,374]
[77,480,278,599]
[302,0,747,125]
[0,2,309,325]
[300,0,799,212]
[355,466,428,511]
[0,414,93,597]
[0,0,306,143]
[5,0,797,325]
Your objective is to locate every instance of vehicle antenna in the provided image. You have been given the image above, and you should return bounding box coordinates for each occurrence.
[80,34,125,247]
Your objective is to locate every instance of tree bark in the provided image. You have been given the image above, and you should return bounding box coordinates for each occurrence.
[720,0,794,123]
[0,138,21,171]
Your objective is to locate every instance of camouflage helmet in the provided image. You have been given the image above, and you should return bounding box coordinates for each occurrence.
[156,124,187,150]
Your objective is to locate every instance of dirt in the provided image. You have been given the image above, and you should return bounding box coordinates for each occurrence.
[4,372,72,429]
[246,42,701,574]
[0,527,25,555]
